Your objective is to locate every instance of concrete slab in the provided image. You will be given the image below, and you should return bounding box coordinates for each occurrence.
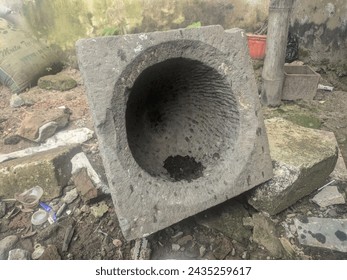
[248,118,338,215]
[76,26,273,240]
[295,217,347,253]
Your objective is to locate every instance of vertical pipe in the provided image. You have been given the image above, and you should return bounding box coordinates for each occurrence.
[261,0,294,106]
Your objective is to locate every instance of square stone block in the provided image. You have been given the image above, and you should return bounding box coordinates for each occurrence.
[76,26,273,240]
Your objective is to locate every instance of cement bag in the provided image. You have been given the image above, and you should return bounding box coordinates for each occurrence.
[0,18,60,93]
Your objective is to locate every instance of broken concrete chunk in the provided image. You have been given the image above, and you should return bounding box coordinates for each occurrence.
[295,217,347,253]
[0,144,81,200]
[248,118,338,215]
[252,213,284,259]
[312,185,345,207]
[63,188,79,204]
[17,107,70,142]
[72,168,99,202]
[38,73,77,91]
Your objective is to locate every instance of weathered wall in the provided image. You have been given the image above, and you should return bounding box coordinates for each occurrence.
[290,0,347,64]
[0,0,345,64]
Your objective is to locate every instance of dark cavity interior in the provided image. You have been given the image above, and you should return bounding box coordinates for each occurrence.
[126,57,239,181]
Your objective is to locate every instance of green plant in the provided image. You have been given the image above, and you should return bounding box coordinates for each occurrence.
[101,26,120,36]
[186,21,201,29]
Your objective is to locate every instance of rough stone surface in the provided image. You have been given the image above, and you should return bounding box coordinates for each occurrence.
[17,107,70,142]
[295,217,347,253]
[72,167,99,202]
[38,74,77,91]
[312,186,345,208]
[0,235,19,260]
[196,201,252,244]
[76,26,273,240]
[252,213,284,259]
[0,144,81,200]
[248,118,338,215]
[63,188,79,204]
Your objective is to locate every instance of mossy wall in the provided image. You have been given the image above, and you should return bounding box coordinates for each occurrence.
[17,0,268,50]
[0,0,346,64]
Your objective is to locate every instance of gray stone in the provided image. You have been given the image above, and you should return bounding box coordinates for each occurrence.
[195,201,252,244]
[0,144,81,200]
[38,74,77,91]
[10,94,25,108]
[76,26,273,240]
[312,185,345,208]
[248,118,338,215]
[213,236,233,260]
[172,244,180,251]
[294,217,347,253]
[63,188,79,204]
[252,213,284,259]
[4,135,21,145]
[8,249,31,260]
[0,235,19,260]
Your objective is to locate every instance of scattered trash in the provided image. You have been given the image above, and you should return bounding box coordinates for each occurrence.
[318,84,334,91]
[31,209,48,226]
[39,202,57,224]
[112,239,123,248]
[15,186,43,211]
[31,244,45,260]
[317,179,335,191]
[56,203,67,218]
[0,235,19,260]
[21,225,37,239]
[62,222,75,252]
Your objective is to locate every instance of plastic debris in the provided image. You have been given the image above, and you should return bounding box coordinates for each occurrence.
[39,202,57,224]
[318,84,334,91]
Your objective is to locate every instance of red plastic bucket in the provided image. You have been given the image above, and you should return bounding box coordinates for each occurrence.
[246,34,267,59]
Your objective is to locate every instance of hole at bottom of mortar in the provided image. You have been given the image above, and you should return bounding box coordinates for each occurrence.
[163,155,205,182]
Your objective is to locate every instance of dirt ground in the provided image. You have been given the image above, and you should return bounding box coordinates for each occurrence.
[0,63,346,260]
